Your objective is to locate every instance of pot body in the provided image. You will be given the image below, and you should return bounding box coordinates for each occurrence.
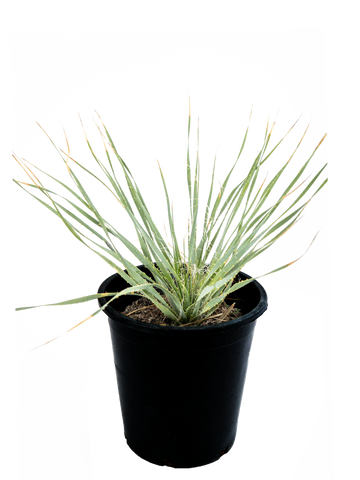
[98,266,267,468]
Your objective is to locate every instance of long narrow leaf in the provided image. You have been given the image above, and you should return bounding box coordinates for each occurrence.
[15,109,327,328]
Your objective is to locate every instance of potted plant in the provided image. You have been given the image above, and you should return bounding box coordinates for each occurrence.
[14,104,327,468]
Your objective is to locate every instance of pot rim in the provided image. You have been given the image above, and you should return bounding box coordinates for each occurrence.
[98,268,268,333]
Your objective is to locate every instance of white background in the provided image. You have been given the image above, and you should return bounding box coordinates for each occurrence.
[8,25,336,480]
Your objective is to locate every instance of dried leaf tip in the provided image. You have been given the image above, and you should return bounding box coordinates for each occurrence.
[195,113,203,129]
[281,212,307,239]
[258,168,271,190]
[272,103,285,128]
[24,312,98,354]
[244,93,259,132]
[263,105,272,130]
[308,108,315,123]
[151,155,165,173]
[281,107,306,142]
[9,148,41,187]
[170,187,180,210]
[212,139,231,157]
[183,83,194,117]
[86,103,114,153]
[75,107,91,143]
[215,175,223,195]
[57,117,74,160]
[313,131,330,151]
[180,233,187,250]
[159,213,173,249]
[274,103,285,118]
[32,118,54,140]
[292,107,306,124]
[57,117,74,178]
[288,227,323,267]
[86,103,106,130]
[183,83,192,98]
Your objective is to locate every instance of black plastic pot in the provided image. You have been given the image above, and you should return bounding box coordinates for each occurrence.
[98,265,267,468]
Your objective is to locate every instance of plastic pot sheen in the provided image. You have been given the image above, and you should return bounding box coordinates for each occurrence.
[98,265,267,468]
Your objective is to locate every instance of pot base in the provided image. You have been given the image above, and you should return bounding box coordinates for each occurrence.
[121,432,236,472]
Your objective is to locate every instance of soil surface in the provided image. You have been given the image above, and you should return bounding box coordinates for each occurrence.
[119,296,242,326]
